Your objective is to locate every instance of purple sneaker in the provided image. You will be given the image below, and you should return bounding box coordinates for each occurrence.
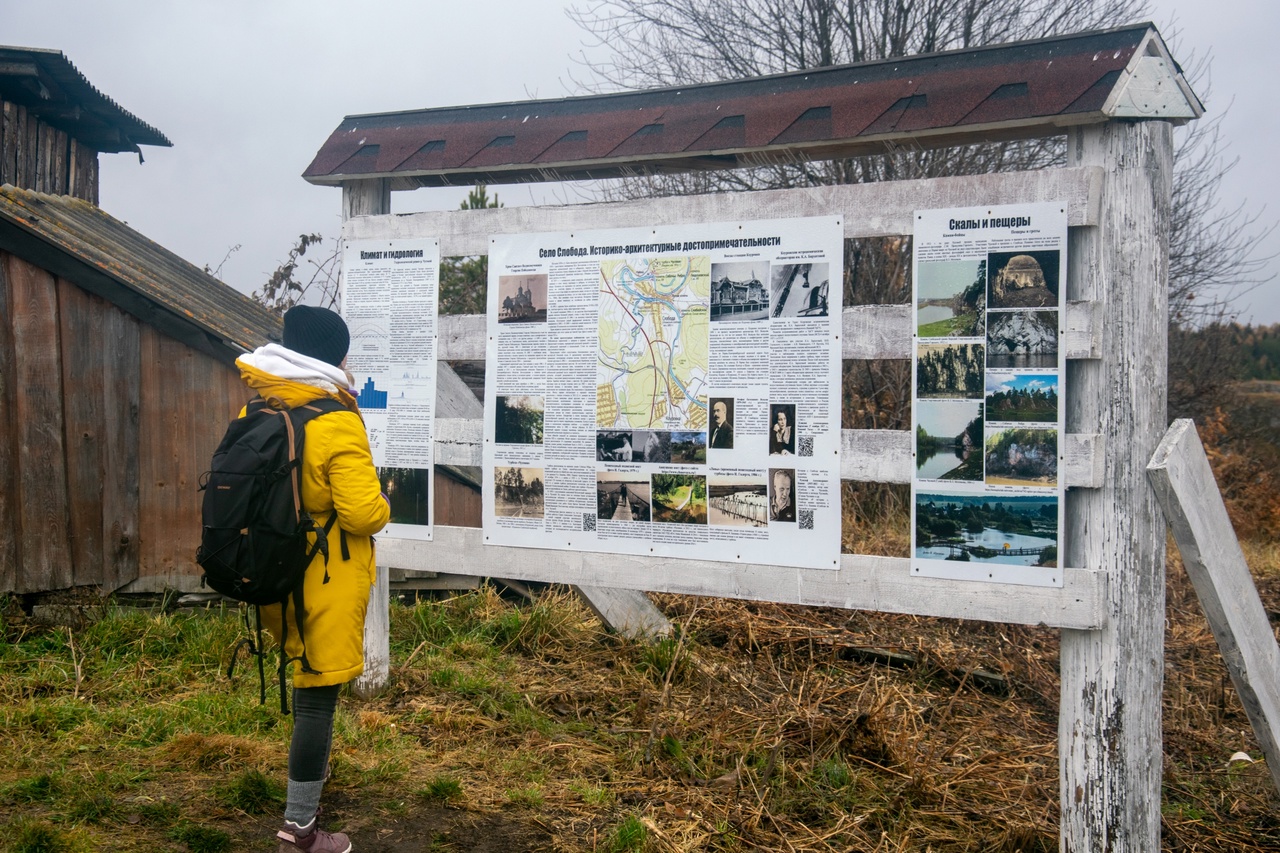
[277,817,352,853]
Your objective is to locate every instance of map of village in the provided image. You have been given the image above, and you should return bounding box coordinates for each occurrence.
[597,256,710,430]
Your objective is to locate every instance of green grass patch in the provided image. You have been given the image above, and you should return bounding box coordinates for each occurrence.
[214,769,283,814]
[419,775,464,803]
[1,818,86,853]
[606,814,648,852]
[168,821,232,853]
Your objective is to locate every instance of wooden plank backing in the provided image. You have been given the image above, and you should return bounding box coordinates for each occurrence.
[378,526,1106,629]
[346,166,1103,256]
[57,279,105,587]
[101,301,141,592]
[437,301,1101,363]
[1148,419,1280,796]
[7,255,72,591]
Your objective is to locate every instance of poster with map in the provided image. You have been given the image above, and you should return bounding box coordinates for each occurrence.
[482,217,843,571]
[910,202,1067,586]
[341,237,438,541]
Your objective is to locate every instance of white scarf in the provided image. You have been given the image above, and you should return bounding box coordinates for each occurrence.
[239,343,348,394]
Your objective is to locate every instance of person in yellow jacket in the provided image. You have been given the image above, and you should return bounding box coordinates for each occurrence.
[236,306,389,853]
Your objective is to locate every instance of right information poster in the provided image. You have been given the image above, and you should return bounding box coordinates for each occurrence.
[910,202,1067,587]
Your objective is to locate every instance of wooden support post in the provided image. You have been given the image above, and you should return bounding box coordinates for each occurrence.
[575,586,672,639]
[342,178,391,698]
[1148,419,1280,796]
[342,178,390,221]
[1059,120,1172,852]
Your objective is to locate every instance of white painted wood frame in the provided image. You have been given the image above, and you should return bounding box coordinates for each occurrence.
[1058,121,1172,853]
[340,133,1175,852]
[1148,419,1280,796]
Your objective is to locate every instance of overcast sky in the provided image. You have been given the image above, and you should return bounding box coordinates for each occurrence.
[5,0,1277,323]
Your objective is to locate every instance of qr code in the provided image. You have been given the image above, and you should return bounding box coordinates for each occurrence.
[799,436,814,457]
[798,510,814,530]
[582,513,597,532]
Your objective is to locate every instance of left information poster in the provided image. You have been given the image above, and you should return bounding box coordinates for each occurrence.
[341,238,439,541]
[482,216,843,572]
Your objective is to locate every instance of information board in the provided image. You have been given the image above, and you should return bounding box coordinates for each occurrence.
[482,217,844,571]
[910,202,1067,586]
[341,238,439,541]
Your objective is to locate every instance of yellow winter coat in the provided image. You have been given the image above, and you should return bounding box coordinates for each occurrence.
[236,360,390,688]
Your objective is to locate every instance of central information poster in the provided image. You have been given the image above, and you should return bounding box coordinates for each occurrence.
[482,217,843,571]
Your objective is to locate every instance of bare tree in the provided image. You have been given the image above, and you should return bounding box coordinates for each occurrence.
[569,0,1274,423]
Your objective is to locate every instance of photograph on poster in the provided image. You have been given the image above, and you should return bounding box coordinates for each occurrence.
[916,343,985,399]
[651,473,707,524]
[709,262,769,322]
[596,473,652,523]
[668,431,707,464]
[708,398,734,449]
[916,259,986,338]
[769,404,796,455]
[597,430,674,463]
[707,476,768,527]
[986,310,1058,369]
[916,400,984,482]
[494,466,545,518]
[768,468,797,522]
[987,250,1059,310]
[494,395,544,445]
[985,373,1058,423]
[770,262,830,318]
[378,467,430,526]
[914,491,1058,567]
[497,274,548,323]
[984,427,1058,488]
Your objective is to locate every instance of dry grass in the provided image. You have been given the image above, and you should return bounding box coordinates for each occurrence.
[1,543,1278,851]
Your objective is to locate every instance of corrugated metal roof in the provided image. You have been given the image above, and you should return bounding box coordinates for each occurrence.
[304,23,1196,189]
[0,186,278,363]
[0,46,171,152]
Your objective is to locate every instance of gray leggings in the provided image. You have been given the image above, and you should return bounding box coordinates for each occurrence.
[289,684,340,782]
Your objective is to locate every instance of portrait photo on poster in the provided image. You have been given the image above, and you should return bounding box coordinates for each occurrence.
[769,403,796,455]
[768,468,797,522]
[708,397,734,449]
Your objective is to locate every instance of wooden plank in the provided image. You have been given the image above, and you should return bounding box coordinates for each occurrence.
[11,104,27,189]
[7,256,72,591]
[353,566,390,699]
[435,417,1103,488]
[0,254,19,591]
[377,526,1106,629]
[51,128,68,195]
[24,109,38,193]
[1058,121,1171,853]
[1148,419,1280,796]
[100,302,140,592]
[87,154,98,206]
[346,166,1103,255]
[57,279,105,587]
[342,178,390,220]
[575,586,672,639]
[135,325,165,585]
[438,301,1101,362]
[1,101,17,187]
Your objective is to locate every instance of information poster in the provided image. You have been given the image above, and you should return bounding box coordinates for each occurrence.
[910,202,1066,586]
[482,217,843,571]
[341,238,438,541]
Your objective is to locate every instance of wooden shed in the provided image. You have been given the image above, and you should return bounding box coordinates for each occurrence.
[0,186,280,594]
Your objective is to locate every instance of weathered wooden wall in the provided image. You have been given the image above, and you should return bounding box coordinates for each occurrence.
[0,251,243,594]
[0,100,99,203]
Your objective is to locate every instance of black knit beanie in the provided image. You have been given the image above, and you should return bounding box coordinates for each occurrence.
[282,306,350,367]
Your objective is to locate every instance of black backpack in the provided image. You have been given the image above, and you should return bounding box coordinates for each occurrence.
[197,395,348,712]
